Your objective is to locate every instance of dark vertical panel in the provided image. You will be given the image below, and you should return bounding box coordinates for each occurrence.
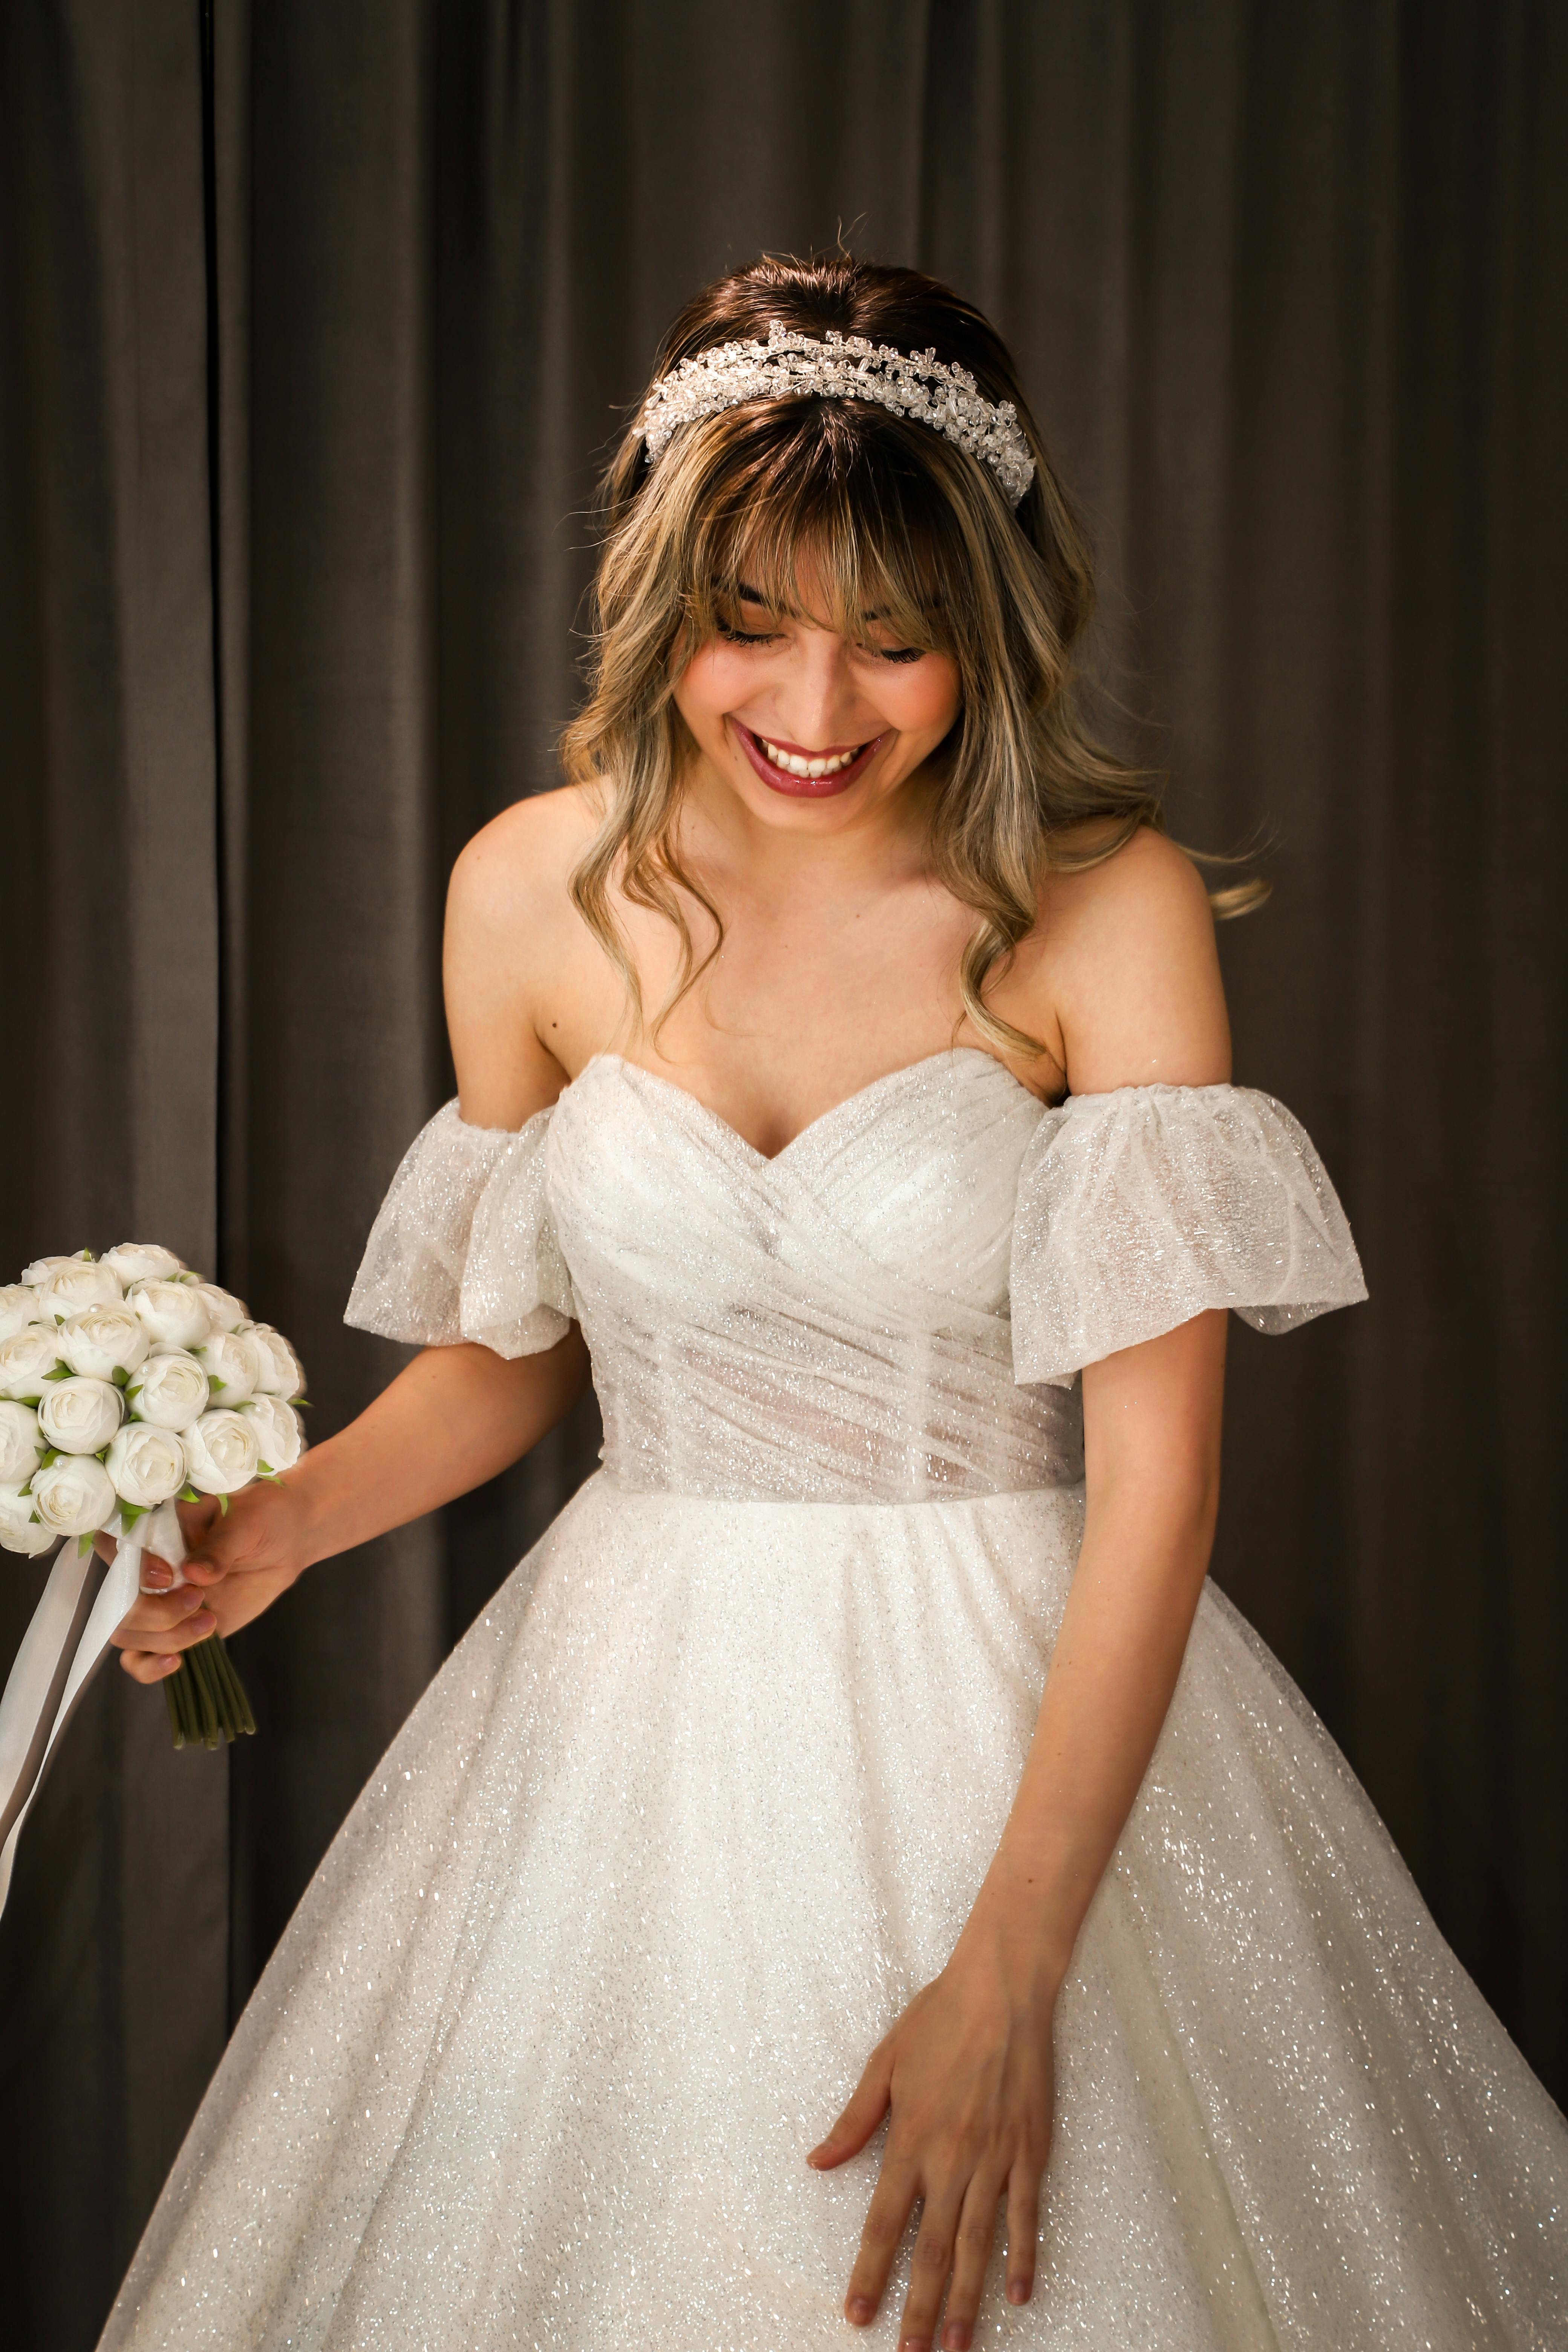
[0,2,228,2343]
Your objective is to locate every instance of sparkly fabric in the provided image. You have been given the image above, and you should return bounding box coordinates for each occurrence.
[1011,1084,1369,1387]
[103,1051,1568,2350]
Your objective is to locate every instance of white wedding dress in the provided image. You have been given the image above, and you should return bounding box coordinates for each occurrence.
[101,1050,1568,2350]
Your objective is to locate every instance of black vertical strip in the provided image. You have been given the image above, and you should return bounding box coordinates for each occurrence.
[198,0,228,1286]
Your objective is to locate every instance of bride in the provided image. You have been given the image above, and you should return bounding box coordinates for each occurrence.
[100,256,1566,2350]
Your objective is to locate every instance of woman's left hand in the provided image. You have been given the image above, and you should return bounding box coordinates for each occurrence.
[807,1929,1057,2352]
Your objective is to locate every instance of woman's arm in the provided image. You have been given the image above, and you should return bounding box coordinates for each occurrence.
[111,1330,591,1682]
[813,831,1235,2352]
[113,797,596,1681]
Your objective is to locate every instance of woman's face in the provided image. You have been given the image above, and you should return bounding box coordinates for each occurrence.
[673,580,962,833]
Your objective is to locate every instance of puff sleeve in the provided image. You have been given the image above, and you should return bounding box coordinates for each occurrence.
[1011,1084,1367,1388]
[344,1101,575,1358]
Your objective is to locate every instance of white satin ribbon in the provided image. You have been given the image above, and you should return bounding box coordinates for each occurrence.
[0,1498,188,1917]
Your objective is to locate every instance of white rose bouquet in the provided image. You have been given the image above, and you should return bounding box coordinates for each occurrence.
[0,1245,307,1763]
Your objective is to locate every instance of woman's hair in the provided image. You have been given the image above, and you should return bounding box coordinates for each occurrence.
[562,253,1252,1057]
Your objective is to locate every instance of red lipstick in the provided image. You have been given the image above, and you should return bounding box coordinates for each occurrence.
[730,721,885,799]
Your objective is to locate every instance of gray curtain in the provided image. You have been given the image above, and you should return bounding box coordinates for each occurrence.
[2,5,1563,2346]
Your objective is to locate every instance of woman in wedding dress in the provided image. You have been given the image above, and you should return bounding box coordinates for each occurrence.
[100,256,1566,2351]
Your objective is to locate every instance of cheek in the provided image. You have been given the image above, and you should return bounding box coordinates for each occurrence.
[881,655,962,738]
[675,644,748,732]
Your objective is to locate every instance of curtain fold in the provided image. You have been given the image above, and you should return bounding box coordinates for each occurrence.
[1,6,1563,2346]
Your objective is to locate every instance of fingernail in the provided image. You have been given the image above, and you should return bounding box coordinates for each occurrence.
[846,2297,873,2324]
[899,2337,931,2351]
[188,1611,216,1635]
[143,1565,173,1589]
[1007,2279,1031,2305]
[159,1655,181,1673]
[944,2329,971,2350]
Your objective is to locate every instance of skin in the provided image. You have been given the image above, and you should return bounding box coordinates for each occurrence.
[110,583,1230,2352]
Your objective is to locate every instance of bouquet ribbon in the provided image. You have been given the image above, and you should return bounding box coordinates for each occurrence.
[0,1501,186,1918]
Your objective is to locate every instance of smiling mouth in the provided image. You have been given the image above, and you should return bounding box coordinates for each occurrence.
[732,722,884,797]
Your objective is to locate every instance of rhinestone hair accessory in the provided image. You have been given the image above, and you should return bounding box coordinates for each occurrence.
[633,322,1037,507]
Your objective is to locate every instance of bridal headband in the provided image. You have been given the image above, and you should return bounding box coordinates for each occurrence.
[633,322,1037,508]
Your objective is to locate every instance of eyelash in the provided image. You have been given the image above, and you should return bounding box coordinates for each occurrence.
[715,622,924,665]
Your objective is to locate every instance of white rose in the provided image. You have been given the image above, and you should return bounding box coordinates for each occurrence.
[189,1282,249,1334]
[21,1251,92,1285]
[58,1303,150,1381]
[0,1285,50,1341]
[29,1454,116,1536]
[248,1323,306,1400]
[33,1260,124,1317]
[0,1482,55,1556]
[129,1280,212,1350]
[38,1375,124,1455]
[0,1402,44,1484]
[105,1422,187,1509]
[183,1408,259,1495]
[0,1326,66,1402]
[195,1328,261,1405]
[241,1393,306,1472]
[100,1242,186,1288]
[127,1349,210,1431]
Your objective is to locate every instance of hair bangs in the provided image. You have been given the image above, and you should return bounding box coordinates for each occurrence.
[676,402,962,658]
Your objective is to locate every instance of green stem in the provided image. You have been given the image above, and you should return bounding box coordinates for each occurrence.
[162,1634,257,1750]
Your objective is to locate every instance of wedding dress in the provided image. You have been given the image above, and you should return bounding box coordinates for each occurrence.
[100,1050,1568,2350]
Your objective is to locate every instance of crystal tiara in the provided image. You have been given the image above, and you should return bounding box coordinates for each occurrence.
[632,322,1036,508]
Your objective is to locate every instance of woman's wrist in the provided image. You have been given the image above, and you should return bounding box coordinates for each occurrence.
[957,1846,1093,2009]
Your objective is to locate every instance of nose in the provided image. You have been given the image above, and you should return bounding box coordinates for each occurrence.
[770,632,877,751]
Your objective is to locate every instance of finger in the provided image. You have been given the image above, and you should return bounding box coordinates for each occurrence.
[175,1550,228,1585]
[843,2158,919,2328]
[176,1494,220,1550]
[897,2191,962,2352]
[119,1648,185,1684]
[1004,2164,1042,2307]
[939,2170,1005,2350]
[114,1604,216,1656]
[112,1587,215,1643]
[808,2041,894,2168]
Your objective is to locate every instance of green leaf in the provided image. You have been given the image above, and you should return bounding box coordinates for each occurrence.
[207,1375,227,1392]
[39,1447,61,1468]
[217,1491,230,1516]
[126,1384,142,1403]
[77,1533,93,1557]
[118,1501,147,1526]
[54,1314,65,1327]
[179,1484,200,1502]
[111,1364,129,1387]
[257,1461,274,1476]
[293,1397,313,1410]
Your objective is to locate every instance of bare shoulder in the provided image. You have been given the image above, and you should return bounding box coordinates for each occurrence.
[446,782,602,946]
[444,784,604,1126]
[1027,825,1231,1094]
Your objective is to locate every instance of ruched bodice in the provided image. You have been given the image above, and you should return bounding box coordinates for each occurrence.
[347,1050,1366,1504]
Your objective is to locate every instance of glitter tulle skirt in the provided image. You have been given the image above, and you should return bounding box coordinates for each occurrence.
[101,1475,1566,2350]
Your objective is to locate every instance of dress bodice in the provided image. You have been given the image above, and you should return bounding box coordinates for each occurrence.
[346,1050,1366,1505]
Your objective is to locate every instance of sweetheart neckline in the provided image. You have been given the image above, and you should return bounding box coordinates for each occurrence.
[573,1047,1040,1165]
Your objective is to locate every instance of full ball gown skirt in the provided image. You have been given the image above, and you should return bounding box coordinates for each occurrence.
[98,1054,1568,2350]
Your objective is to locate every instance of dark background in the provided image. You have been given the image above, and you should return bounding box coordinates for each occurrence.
[1,3,1563,2346]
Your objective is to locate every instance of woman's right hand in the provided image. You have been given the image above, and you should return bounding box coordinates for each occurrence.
[106,1477,311,1685]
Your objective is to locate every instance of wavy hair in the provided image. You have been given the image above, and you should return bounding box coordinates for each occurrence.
[562,254,1254,1055]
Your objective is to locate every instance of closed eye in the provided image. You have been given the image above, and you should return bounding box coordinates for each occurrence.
[716,621,781,646]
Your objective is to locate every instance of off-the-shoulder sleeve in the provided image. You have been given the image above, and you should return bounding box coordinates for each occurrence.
[345,1100,574,1358]
[1011,1084,1367,1387]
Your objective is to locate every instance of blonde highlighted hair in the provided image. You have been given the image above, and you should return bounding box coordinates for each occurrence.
[562,254,1257,1055]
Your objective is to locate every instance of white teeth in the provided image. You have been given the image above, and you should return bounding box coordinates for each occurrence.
[758,736,863,778]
